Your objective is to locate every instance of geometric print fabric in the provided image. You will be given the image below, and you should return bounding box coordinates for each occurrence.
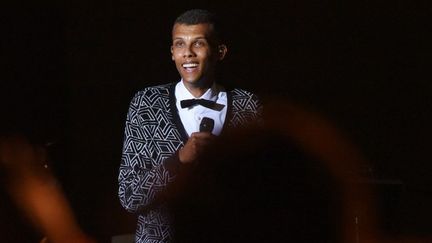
[118,83,262,243]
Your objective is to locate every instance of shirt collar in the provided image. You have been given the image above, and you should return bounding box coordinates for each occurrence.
[176,80,219,102]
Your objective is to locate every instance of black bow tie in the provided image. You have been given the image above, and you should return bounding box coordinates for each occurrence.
[180,99,224,111]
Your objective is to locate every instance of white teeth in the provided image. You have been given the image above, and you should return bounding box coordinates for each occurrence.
[182,63,198,68]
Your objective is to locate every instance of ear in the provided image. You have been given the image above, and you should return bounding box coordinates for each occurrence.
[217,44,228,61]
[170,46,174,61]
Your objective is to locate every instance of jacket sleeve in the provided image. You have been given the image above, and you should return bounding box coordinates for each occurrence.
[230,89,264,127]
[118,91,181,213]
[252,93,264,124]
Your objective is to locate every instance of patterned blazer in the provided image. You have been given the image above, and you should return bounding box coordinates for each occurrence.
[118,82,262,243]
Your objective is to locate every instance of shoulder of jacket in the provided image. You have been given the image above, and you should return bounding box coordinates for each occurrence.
[134,83,174,97]
[230,88,259,100]
[140,83,172,93]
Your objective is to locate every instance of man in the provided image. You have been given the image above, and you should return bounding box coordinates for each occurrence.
[118,9,262,242]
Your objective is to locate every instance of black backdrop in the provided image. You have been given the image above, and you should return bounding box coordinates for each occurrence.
[2,0,431,241]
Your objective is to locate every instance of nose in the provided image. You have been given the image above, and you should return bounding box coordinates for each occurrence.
[183,44,195,58]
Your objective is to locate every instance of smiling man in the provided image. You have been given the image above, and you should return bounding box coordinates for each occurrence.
[171,22,226,97]
[118,9,262,243]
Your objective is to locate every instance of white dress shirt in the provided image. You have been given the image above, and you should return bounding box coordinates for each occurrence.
[175,80,227,136]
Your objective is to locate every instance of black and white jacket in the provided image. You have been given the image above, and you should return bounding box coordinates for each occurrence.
[118,82,262,243]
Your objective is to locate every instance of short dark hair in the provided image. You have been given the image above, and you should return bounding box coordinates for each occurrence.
[174,9,223,44]
[175,9,216,25]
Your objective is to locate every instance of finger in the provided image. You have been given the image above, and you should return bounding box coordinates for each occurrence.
[192,132,214,137]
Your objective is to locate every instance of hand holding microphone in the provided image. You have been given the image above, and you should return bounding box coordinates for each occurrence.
[179,117,215,164]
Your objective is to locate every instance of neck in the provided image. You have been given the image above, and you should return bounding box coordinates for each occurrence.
[183,79,214,98]
[188,87,209,98]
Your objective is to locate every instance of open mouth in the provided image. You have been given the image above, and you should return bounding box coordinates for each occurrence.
[182,62,198,72]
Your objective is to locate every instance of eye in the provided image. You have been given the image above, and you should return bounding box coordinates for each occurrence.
[194,40,206,47]
[174,41,184,48]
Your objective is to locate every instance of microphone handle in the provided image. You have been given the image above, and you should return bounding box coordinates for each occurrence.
[200,117,214,133]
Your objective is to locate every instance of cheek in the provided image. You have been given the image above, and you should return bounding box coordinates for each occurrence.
[199,51,213,63]
[172,54,181,64]
[172,50,181,60]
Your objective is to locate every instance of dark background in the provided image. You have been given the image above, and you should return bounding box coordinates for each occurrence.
[1,0,431,242]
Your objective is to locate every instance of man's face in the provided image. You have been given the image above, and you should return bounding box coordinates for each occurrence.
[171,23,226,88]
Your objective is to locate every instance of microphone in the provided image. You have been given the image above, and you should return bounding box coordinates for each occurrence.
[199,117,214,133]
